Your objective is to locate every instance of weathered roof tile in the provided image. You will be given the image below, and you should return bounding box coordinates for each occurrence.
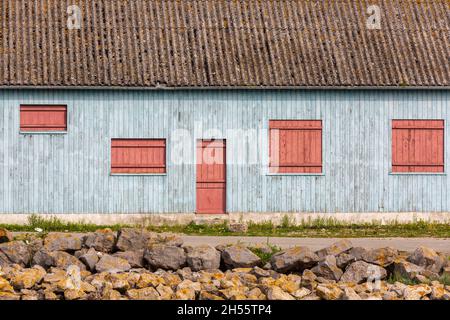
[0,0,448,88]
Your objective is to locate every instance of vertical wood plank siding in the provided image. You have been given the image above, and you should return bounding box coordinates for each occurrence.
[0,89,449,214]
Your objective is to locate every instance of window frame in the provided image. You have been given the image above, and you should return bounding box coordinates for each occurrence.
[19,104,68,135]
[267,119,325,176]
[110,138,168,176]
[389,119,446,176]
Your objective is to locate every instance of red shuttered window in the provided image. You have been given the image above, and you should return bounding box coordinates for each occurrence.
[111,139,166,174]
[20,105,67,132]
[392,120,444,173]
[269,120,323,174]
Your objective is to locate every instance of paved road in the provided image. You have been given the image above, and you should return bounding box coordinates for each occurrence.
[182,236,450,253]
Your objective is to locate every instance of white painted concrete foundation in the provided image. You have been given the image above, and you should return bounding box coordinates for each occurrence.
[1,212,449,226]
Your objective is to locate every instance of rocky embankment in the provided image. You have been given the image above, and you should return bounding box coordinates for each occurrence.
[0,228,449,300]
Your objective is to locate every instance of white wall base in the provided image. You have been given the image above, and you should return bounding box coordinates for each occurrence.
[0,212,449,226]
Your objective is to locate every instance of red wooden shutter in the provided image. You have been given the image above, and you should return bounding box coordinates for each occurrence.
[20,105,67,132]
[111,139,166,174]
[269,120,322,173]
[392,120,444,173]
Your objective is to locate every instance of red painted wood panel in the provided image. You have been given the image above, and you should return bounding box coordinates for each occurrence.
[392,120,444,173]
[111,139,166,174]
[20,105,67,132]
[196,140,226,214]
[269,120,322,173]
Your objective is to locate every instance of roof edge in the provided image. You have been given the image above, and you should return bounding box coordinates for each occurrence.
[1,86,449,91]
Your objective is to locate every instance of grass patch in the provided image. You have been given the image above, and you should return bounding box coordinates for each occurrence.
[387,271,421,286]
[1,214,449,238]
[249,242,282,265]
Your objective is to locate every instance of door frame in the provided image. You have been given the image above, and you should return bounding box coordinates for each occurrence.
[195,138,227,214]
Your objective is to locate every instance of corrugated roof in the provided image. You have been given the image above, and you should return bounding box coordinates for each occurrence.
[1,0,449,88]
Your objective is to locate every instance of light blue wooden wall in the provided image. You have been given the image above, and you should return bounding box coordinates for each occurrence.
[0,89,449,214]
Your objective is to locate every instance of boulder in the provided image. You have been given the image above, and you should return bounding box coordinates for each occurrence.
[95,255,131,273]
[340,261,387,284]
[316,240,353,259]
[115,228,155,251]
[266,286,295,300]
[341,287,362,300]
[144,244,186,270]
[311,255,343,281]
[336,253,356,269]
[0,228,13,243]
[363,247,398,267]
[348,247,368,261]
[43,233,83,252]
[0,241,32,267]
[84,229,116,253]
[316,284,343,300]
[407,246,445,274]
[126,287,160,300]
[393,260,424,280]
[79,248,100,271]
[154,233,183,247]
[221,246,261,269]
[51,251,86,271]
[270,246,319,273]
[185,245,221,271]
[113,250,145,268]
[0,277,14,293]
[10,266,46,290]
[31,249,56,269]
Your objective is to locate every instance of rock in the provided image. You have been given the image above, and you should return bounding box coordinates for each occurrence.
[403,285,432,300]
[316,240,353,259]
[95,255,131,273]
[52,251,86,271]
[301,270,318,290]
[155,233,184,247]
[0,277,14,293]
[271,247,319,273]
[127,287,160,300]
[177,279,202,292]
[113,250,144,268]
[316,284,343,300]
[340,261,387,284]
[84,229,116,253]
[407,246,445,274]
[393,260,424,280]
[156,284,174,299]
[31,249,55,269]
[10,266,46,290]
[144,244,186,270]
[430,284,446,300]
[363,247,398,267]
[336,253,356,269]
[0,241,31,267]
[0,292,21,300]
[64,289,86,300]
[266,286,295,300]
[199,291,225,300]
[221,246,261,269]
[341,287,362,300]
[311,255,343,281]
[65,265,82,290]
[0,228,13,243]
[348,247,368,261]
[185,245,221,271]
[228,223,248,233]
[115,228,156,251]
[79,248,100,271]
[43,233,83,252]
[175,287,196,300]
[292,287,311,299]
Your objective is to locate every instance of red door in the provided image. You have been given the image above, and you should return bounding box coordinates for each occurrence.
[196,140,226,214]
